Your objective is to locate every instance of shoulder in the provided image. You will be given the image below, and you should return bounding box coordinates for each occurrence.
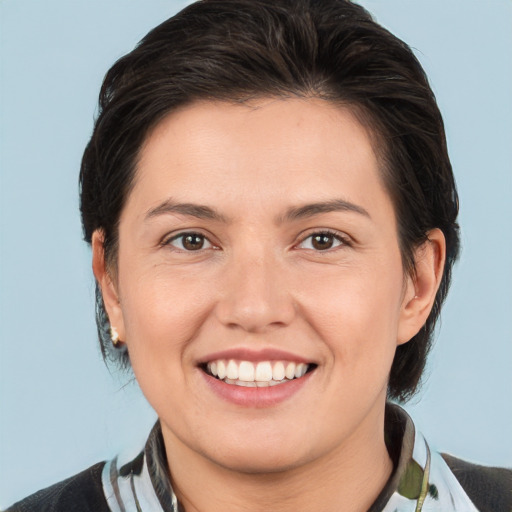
[5,462,110,512]
[442,453,512,512]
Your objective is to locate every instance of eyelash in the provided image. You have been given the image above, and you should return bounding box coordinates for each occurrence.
[295,230,352,252]
[162,229,351,253]
[163,232,215,252]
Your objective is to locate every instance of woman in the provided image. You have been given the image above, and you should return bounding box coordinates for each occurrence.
[5,0,511,511]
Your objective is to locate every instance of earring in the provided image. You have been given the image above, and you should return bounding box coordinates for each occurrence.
[110,326,120,346]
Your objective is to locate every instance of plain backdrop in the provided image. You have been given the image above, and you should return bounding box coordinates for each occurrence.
[1,0,511,508]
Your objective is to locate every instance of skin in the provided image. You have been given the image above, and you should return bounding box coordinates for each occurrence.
[93,98,445,512]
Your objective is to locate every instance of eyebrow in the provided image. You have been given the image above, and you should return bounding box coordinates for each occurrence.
[145,198,370,224]
[145,199,229,223]
[280,199,370,223]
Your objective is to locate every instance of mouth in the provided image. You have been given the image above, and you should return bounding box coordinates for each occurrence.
[200,359,317,387]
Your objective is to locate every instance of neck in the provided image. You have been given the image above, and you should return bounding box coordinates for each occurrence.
[162,404,393,512]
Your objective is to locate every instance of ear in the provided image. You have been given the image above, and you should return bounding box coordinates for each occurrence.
[397,228,446,345]
[92,230,126,343]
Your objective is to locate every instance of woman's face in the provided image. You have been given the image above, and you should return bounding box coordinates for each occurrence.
[96,98,434,473]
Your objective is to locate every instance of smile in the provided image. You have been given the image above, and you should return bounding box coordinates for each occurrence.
[204,359,314,387]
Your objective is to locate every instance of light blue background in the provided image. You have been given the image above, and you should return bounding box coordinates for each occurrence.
[1,0,511,507]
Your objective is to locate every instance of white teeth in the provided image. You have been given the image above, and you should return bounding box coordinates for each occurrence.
[217,360,226,379]
[226,360,238,380]
[255,361,272,381]
[206,359,312,386]
[226,379,257,388]
[239,361,255,381]
[295,363,307,378]
[272,361,285,381]
[285,362,295,380]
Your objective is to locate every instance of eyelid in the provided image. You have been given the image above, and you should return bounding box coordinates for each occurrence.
[294,229,352,250]
[161,230,218,251]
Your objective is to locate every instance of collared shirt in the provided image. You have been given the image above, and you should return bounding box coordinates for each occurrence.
[101,404,486,512]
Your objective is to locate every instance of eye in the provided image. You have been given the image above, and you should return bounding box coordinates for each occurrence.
[166,232,213,251]
[298,231,348,251]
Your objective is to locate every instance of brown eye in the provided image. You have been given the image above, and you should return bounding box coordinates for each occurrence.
[298,231,347,251]
[311,234,334,250]
[168,233,212,251]
[183,234,204,250]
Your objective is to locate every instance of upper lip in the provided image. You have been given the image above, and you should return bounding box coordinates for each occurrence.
[197,347,314,365]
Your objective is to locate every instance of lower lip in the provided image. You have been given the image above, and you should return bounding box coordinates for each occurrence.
[200,370,314,407]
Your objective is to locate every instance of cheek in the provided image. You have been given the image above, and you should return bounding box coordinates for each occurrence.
[118,265,216,377]
[298,261,404,366]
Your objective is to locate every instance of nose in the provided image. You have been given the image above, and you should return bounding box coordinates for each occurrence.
[214,246,296,333]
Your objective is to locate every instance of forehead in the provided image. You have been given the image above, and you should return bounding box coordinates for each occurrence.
[129,98,391,219]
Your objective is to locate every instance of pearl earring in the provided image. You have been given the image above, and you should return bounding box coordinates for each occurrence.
[110,326,120,346]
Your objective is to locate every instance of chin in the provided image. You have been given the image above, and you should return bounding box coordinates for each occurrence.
[208,448,310,475]
[196,429,319,475]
